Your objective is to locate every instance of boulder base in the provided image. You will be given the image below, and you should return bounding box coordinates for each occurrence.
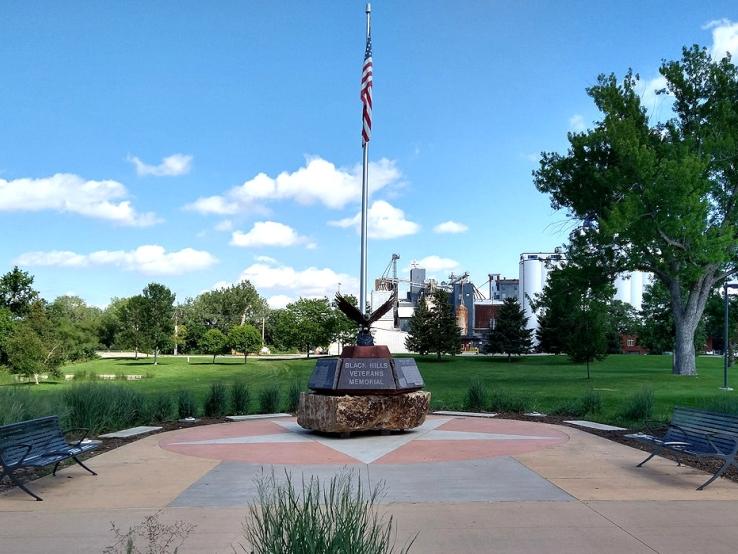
[297,391,431,433]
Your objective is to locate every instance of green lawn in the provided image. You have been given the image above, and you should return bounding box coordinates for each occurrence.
[3,353,737,425]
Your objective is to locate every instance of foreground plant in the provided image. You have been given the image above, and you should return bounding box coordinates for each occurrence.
[241,470,416,554]
[103,512,194,554]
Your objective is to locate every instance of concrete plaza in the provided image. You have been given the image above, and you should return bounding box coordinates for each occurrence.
[2,416,738,553]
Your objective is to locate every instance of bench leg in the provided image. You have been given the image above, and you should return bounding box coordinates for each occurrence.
[697,459,735,491]
[52,461,61,476]
[2,469,43,501]
[637,446,662,467]
[72,456,97,476]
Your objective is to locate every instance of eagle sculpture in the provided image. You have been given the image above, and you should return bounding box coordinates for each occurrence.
[335,291,396,346]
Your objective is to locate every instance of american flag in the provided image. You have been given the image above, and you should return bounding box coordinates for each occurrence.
[361,33,373,144]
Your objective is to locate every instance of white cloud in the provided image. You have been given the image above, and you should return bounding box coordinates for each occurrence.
[704,19,738,60]
[238,259,358,299]
[127,153,193,177]
[328,200,419,239]
[434,220,468,234]
[267,295,293,309]
[186,156,401,214]
[254,255,278,264]
[404,255,459,273]
[214,219,233,232]
[569,114,586,133]
[16,245,217,276]
[230,221,315,248]
[0,173,159,226]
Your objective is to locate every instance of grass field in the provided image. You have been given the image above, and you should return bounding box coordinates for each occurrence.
[2,353,737,426]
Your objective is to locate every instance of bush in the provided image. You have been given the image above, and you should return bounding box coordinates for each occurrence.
[0,386,66,426]
[63,383,146,434]
[204,382,229,418]
[258,385,280,414]
[488,389,531,413]
[232,381,251,415]
[463,379,488,412]
[550,389,601,417]
[241,470,415,554]
[147,393,175,423]
[177,389,197,418]
[701,396,738,416]
[619,387,654,422]
[285,382,301,413]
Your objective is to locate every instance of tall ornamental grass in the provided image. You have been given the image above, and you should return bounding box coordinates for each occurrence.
[0,387,67,426]
[241,471,415,554]
[63,383,147,434]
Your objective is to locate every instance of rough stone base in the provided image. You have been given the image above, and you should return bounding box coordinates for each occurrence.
[297,391,431,433]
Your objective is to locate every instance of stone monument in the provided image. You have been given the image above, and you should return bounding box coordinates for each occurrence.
[297,292,430,434]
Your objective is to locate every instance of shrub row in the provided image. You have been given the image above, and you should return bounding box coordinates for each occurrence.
[0,381,305,435]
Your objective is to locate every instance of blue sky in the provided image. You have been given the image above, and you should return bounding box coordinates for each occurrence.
[1,1,736,308]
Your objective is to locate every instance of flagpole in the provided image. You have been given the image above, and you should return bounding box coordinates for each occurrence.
[359,2,371,315]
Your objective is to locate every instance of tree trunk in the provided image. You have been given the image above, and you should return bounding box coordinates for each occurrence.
[507,353,511,362]
[135,348,138,360]
[212,354,216,364]
[306,345,310,359]
[154,348,158,366]
[34,373,39,385]
[586,358,590,379]
[437,350,441,360]
[667,271,714,376]
[673,316,698,375]
[243,352,247,364]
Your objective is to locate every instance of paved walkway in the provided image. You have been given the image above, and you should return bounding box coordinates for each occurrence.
[2,416,738,553]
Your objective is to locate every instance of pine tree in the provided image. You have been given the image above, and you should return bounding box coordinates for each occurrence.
[427,290,462,360]
[485,298,532,361]
[405,297,431,355]
[535,309,563,354]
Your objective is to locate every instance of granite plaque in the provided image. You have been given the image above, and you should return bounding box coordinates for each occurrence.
[337,358,395,390]
[308,359,340,391]
[393,358,424,389]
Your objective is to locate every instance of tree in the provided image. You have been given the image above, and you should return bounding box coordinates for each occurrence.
[194,281,267,333]
[426,290,462,360]
[535,46,738,375]
[278,298,336,358]
[201,329,228,363]
[566,296,609,379]
[142,283,175,365]
[4,323,58,384]
[0,266,39,317]
[535,309,564,354]
[228,324,262,363]
[484,298,533,361]
[118,295,149,358]
[606,300,640,354]
[405,296,432,355]
[47,295,102,362]
[0,307,15,365]
[638,281,675,354]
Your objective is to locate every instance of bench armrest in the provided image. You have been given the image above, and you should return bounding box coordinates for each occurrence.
[0,443,34,468]
[63,427,90,447]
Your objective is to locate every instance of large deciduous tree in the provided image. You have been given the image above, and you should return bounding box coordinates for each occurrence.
[535,46,738,375]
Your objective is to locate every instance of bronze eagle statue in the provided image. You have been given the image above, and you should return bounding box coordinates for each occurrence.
[335,291,396,346]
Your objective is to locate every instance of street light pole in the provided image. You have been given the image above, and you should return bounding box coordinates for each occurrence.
[722,282,735,391]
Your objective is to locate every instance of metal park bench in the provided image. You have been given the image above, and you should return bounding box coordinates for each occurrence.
[627,406,738,490]
[0,415,99,501]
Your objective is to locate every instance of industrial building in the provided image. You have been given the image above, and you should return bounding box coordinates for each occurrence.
[341,251,651,354]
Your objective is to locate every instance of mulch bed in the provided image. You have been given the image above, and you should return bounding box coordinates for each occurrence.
[2,413,737,496]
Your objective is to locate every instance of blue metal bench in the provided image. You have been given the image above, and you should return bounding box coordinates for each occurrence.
[627,406,738,490]
[0,415,99,501]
